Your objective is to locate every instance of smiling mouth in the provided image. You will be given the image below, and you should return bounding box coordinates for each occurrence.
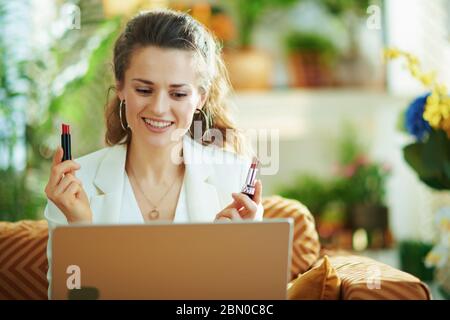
[141,117,174,129]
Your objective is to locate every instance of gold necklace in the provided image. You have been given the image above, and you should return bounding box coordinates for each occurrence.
[128,165,181,220]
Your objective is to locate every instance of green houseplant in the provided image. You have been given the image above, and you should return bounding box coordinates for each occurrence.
[320,0,374,85]
[227,0,299,49]
[278,124,390,248]
[0,2,42,221]
[0,1,120,221]
[221,0,299,90]
[328,128,390,249]
[284,31,337,87]
[278,159,390,248]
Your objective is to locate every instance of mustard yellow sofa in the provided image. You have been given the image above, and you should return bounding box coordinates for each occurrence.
[0,196,431,300]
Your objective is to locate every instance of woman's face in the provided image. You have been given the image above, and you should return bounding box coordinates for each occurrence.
[117,46,207,149]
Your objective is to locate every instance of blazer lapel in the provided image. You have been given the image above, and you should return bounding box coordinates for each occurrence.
[88,137,222,224]
[183,136,222,222]
[90,144,127,224]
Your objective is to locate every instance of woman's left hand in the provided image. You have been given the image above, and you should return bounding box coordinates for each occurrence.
[215,179,262,222]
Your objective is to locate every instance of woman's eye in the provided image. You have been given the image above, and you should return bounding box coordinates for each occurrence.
[136,88,151,94]
[172,92,187,98]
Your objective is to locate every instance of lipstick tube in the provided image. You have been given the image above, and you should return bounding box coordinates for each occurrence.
[61,123,72,161]
[241,157,259,200]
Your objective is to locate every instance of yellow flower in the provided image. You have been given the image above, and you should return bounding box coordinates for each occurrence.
[419,72,435,86]
[441,103,450,119]
[383,48,400,61]
[424,99,450,129]
[408,64,420,78]
[405,53,419,65]
[437,84,448,96]
[424,103,444,128]
[427,91,440,106]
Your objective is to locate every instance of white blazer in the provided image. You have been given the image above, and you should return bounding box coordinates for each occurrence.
[44,134,263,297]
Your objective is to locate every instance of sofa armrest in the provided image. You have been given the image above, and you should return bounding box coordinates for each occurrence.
[0,220,49,300]
[319,253,431,300]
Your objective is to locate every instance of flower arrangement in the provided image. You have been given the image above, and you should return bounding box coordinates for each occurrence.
[384,48,450,133]
[384,48,450,190]
[333,154,390,207]
[384,48,450,296]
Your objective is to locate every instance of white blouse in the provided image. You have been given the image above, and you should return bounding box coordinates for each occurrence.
[120,172,189,223]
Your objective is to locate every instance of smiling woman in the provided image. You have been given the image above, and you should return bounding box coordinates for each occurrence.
[43,8,264,299]
[104,10,244,154]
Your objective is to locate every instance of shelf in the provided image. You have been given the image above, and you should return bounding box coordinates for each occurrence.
[230,89,409,140]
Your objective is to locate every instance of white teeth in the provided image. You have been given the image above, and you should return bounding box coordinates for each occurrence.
[143,118,173,128]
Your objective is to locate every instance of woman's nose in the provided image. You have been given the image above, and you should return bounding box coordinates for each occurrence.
[148,91,169,115]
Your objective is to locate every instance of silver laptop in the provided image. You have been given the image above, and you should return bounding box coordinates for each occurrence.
[51,219,293,300]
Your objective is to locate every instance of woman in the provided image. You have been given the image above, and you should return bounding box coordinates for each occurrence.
[44,9,263,297]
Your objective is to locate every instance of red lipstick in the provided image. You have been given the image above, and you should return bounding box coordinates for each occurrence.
[241,157,259,200]
[61,123,72,161]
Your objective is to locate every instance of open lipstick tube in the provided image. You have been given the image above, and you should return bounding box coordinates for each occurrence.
[61,123,72,162]
[241,156,260,200]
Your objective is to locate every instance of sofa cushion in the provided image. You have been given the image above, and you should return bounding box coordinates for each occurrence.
[322,254,431,300]
[0,220,48,300]
[287,255,341,300]
[263,196,321,280]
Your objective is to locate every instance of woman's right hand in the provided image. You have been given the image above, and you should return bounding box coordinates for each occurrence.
[44,147,92,223]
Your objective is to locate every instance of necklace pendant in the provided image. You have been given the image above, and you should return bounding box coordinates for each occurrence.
[148,209,160,220]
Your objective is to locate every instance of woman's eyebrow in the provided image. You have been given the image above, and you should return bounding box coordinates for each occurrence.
[132,78,189,88]
[132,78,152,84]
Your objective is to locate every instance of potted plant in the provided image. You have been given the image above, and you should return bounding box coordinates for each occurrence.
[277,158,391,249]
[277,124,391,249]
[335,155,390,236]
[277,173,348,246]
[332,125,391,248]
[221,0,298,90]
[284,31,337,87]
[317,0,375,87]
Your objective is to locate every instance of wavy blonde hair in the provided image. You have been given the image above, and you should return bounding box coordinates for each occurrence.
[105,9,247,155]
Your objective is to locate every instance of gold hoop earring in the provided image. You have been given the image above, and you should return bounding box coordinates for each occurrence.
[119,100,130,131]
[189,108,211,140]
